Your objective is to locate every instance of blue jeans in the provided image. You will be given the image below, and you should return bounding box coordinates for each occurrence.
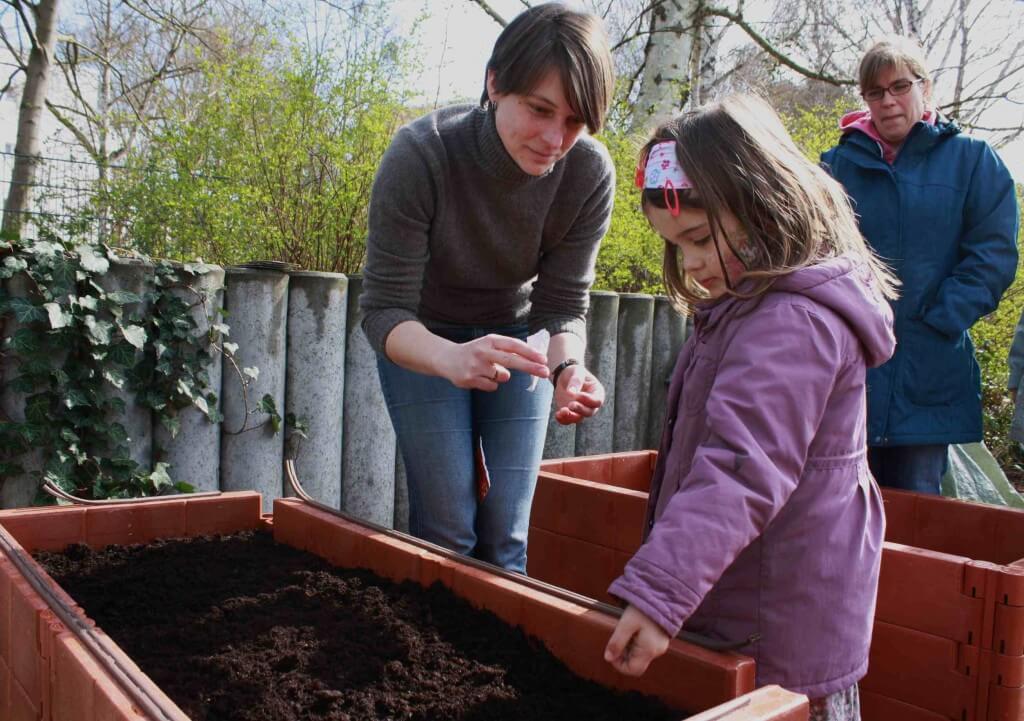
[867,444,948,495]
[376,325,553,572]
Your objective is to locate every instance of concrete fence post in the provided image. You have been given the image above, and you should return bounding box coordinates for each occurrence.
[98,257,153,470]
[341,275,397,526]
[154,264,225,492]
[219,268,289,512]
[613,293,654,452]
[647,296,688,449]
[1,272,45,508]
[284,271,348,507]
[574,291,619,456]
[394,451,410,532]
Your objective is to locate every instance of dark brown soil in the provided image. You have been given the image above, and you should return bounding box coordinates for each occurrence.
[35,531,682,721]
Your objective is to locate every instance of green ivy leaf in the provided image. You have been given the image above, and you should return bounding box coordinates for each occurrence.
[43,302,70,329]
[148,462,173,490]
[106,290,143,305]
[6,297,46,324]
[49,256,76,290]
[243,366,259,381]
[119,323,147,349]
[107,341,136,366]
[102,369,126,390]
[64,389,91,408]
[75,244,110,274]
[174,481,196,493]
[84,316,113,346]
[193,395,209,415]
[9,328,41,354]
[257,393,277,415]
[160,414,182,439]
[1,255,28,278]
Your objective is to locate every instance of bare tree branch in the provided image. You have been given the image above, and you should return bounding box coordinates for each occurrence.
[465,0,507,27]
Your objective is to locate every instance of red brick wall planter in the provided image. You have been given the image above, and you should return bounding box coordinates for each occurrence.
[530,453,1024,721]
[0,490,808,720]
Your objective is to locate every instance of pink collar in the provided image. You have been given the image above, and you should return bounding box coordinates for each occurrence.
[839,109,937,164]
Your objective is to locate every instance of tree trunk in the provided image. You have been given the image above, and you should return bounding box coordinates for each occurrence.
[629,0,700,132]
[2,0,62,236]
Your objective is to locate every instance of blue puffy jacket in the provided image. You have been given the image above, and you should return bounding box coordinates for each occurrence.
[822,117,1019,445]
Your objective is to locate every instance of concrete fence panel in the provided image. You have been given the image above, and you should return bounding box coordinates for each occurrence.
[613,293,655,452]
[219,268,290,513]
[285,271,348,508]
[574,290,619,456]
[340,276,397,527]
[155,264,225,493]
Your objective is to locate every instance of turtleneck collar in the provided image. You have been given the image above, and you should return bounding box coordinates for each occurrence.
[474,103,551,185]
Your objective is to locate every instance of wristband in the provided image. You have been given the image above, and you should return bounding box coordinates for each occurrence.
[551,358,579,387]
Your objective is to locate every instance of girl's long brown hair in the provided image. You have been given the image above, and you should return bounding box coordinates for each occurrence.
[640,94,899,314]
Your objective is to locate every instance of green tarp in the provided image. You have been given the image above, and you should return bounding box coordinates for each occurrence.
[942,442,1024,509]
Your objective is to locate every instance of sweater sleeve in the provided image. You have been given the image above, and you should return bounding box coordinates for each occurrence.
[359,127,438,354]
[920,142,1019,338]
[528,142,615,340]
[608,301,846,637]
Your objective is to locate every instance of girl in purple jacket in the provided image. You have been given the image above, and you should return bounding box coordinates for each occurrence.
[604,95,898,720]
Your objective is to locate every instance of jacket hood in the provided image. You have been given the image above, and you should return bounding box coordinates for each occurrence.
[769,256,896,368]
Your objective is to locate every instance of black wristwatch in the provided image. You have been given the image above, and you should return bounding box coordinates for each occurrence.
[551,358,579,387]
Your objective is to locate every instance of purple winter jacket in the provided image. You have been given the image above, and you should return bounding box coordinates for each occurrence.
[608,256,896,698]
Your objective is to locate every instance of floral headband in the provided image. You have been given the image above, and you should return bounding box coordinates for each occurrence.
[634,140,694,217]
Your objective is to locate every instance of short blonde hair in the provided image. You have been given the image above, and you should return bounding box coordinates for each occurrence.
[858,36,931,92]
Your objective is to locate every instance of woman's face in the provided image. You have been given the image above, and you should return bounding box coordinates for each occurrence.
[646,204,746,300]
[864,63,930,145]
[487,68,587,176]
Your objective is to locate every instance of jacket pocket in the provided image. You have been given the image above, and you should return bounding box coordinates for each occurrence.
[901,321,972,406]
[682,354,718,416]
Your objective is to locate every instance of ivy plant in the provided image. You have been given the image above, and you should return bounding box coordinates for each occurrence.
[0,230,294,503]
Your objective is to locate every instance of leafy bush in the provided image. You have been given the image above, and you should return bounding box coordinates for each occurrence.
[102,34,412,273]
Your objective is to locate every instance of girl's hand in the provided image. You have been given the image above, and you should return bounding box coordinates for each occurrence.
[604,605,671,677]
[553,364,604,424]
[435,333,549,390]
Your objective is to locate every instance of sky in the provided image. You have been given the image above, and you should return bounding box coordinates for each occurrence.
[2,0,1022,181]
[389,0,1024,181]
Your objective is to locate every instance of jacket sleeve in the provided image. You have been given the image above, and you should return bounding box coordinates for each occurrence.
[921,142,1020,338]
[607,301,847,637]
[359,127,437,355]
[1009,307,1024,390]
[528,144,615,341]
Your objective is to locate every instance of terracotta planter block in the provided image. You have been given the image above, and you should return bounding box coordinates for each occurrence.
[544,450,657,492]
[0,492,808,720]
[876,543,984,643]
[84,502,188,549]
[861,621,975,717]
[861,690,952,721]
[0,655,10,719]
[882,490,1024,566]
[530,471,647,552]
[0,507,87,553]
[527,527,627,603]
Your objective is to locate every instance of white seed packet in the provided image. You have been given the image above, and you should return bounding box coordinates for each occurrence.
[525,329,550,392]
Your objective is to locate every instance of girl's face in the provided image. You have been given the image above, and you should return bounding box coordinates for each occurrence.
[487,68,587,176]
[864,63,930,145]
[646,204,747,299]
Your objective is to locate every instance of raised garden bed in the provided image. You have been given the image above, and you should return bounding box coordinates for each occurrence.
[529,451,1024,721]
[0,491,809,721]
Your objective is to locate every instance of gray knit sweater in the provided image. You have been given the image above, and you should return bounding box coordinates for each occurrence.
[359,103,615,355]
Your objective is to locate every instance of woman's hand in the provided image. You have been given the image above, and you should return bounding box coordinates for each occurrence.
[604,605,671,677]
[434,333,549,390]
[553,364,604,424]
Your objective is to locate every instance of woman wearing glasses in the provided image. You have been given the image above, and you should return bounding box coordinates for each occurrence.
[822,36,1019,495]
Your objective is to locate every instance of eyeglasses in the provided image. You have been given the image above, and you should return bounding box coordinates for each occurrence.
[862,78,924,102]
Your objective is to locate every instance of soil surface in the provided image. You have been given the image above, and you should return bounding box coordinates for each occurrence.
[35,531,682,721]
